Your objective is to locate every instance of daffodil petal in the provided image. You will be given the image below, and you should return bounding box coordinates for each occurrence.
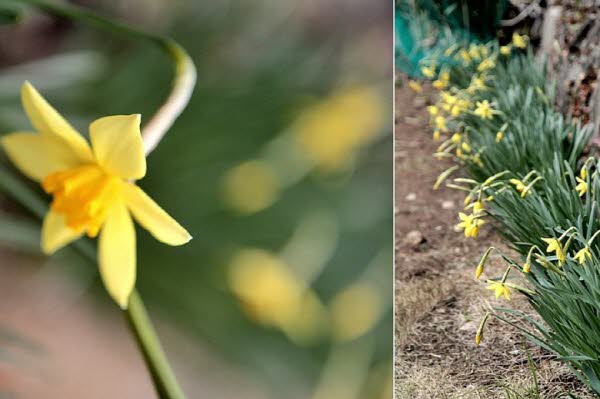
[1,132,84,181]
[41,211,83,254]
[21,82,93,162]
[99,202,136,309]
[122,183,191,246]
[90,114,146,180]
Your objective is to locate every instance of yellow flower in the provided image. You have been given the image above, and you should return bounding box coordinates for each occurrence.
[574,247,592,265]
[427,105,439,116]
[408,80,423,93]
[451,133,462,144]
[473,201,484,212]
[500,45,512,56]
[468,44,481,60]
[542,238,566,264]
[457,99,472,110]
[496,131,503,142]
[433,130,441,141]
[457,212,484,238]
[432,79,448,90]
[474,100,495,120]
[1,82,192,308]
[509,178,527,195]
[450,105,461,117]
[461,142,471,153]
[576,177,587,197]
[512,33,528,49]
[477,58,495,72]
[421,65,436,78]
[458,49,471,64]
[486,280,511,300]
[523,260,531,273]
[434,116,448,132]
[580,166,587,180]
[479,45,489,58]
[468,76,487,93]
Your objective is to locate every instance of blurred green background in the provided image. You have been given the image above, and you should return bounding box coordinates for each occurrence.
[0,1,392,398]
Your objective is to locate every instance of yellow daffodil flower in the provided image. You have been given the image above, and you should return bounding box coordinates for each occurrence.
[1,82,192,308]
[434,116,448,132]
[477,58,495,72]
[450,105,461,117]
[500,45,512,56]
[427,105,439,116]
[468,44,481,60]
[432,79,448,90]
[576,177,587,197]
[474,100,495,120]
[408,80,423,93]
[433,130,441,141]
[574,247,592,265]
[512,33,528,49]
[468,76,487,93]
[496,131,503,142]
[580,166,587,180]
[473,201,484,212]
[461,142,471,153]
[457,212,484,238]
[486,280,511,300]
[479,45,490,58]
[421,65,436,78]
[542,237,566,264]
[451,133,462,144]
[509,178,528,196]
[458,49,471,65]
[522,260,531,273]
[457,99,472,110]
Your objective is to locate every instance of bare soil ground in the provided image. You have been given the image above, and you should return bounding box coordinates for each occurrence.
[394,77,595,399]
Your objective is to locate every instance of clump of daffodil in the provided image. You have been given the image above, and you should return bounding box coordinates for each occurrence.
[408,80,423,93]
[512,32,528,49]
[1,82,192,308]
[473,100,496,120]
[456,212,485,238]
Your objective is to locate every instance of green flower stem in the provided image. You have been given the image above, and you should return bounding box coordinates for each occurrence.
[4,1,196,398]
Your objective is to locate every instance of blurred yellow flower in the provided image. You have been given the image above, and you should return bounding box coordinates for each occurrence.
[427,105,439,116]
[421,65,436,78]
[500,45,512,55]
[580,166,587,180]
[451,133,462,144]
[477,58,495,72]
[486,280,511,300]
[512,32,528,49]
[408,80,423,93]
[330,281,383,341]
[222,160,280,214]
[1,82,191,308]
[496,131,503,142]
[474,100,495,120]
[434,116,448,132]
[576,176,587,197]
[458,49,471,65]
[229,248,327,344]
[433,130,441,141]
[294,86,384,172]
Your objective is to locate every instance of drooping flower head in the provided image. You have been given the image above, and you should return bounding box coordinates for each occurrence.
[1,82,192,308]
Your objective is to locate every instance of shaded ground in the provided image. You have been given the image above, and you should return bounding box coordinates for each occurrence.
[394,76,595,399]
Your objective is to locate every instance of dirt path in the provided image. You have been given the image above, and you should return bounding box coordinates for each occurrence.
[394,76,593,398]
